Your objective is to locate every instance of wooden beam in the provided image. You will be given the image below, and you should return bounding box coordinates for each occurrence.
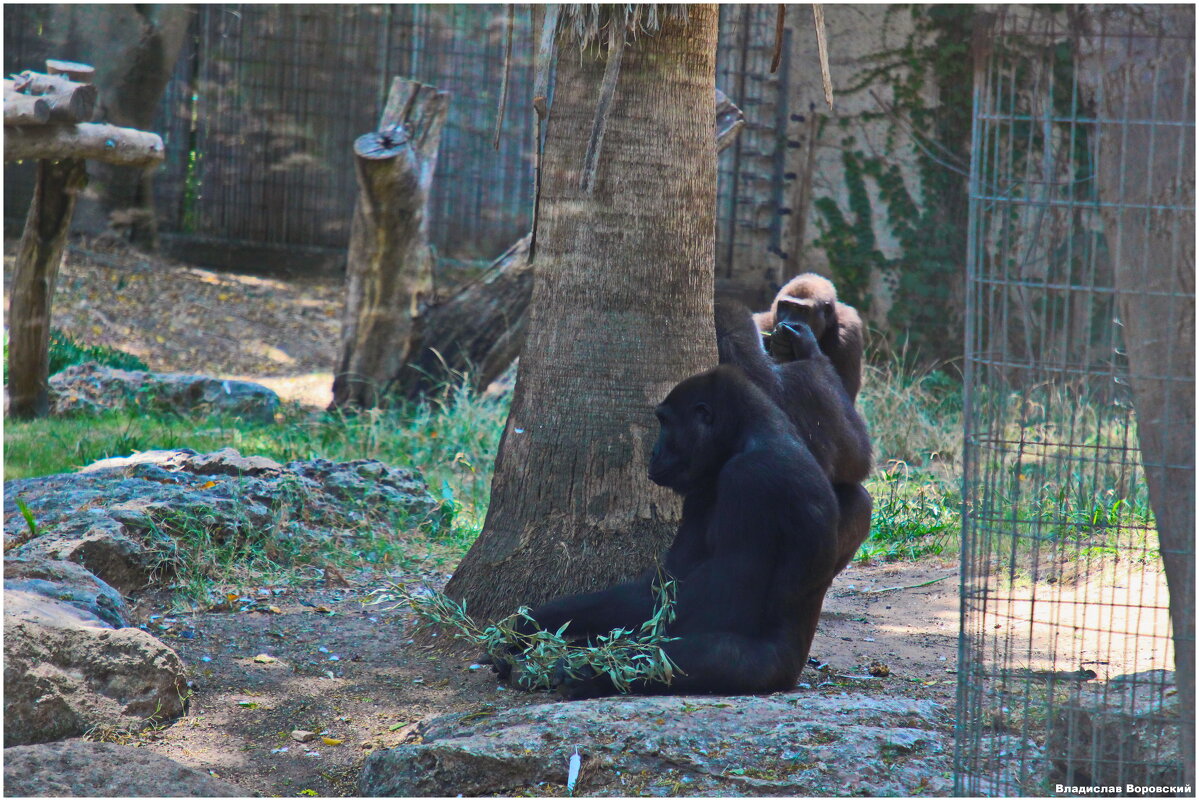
[4,122,164,167]
[4,80,50,125]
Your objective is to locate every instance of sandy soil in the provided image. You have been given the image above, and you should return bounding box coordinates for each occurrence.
[4,238,342,409]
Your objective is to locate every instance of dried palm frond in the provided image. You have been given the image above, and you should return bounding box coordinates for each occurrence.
[557,3,690,51]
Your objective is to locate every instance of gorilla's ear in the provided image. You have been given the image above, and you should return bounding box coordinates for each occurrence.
[693,402,714,426]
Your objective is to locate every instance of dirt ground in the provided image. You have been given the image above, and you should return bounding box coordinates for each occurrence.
[10,239,964,795]
[4,238,342,409]
[124,559,962,797]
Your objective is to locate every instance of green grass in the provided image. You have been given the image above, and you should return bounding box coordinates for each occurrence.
[6,381,510,563]
[857,354,965,562]
[12,345,1150,582]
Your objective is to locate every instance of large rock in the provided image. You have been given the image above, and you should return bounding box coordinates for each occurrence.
[3,741,254,796]
[4,448,438,594]
[4,591,187,746]
[361,692,952,797]
[49,360,280,422]
[5,554,131,628]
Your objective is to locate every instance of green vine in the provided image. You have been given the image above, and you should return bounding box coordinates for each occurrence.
[811,5,976,361]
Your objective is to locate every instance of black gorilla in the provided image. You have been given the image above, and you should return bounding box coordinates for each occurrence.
[717,300,873,576]
[516,365,840,698]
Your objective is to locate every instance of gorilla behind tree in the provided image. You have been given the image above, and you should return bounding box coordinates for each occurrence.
[717,299,873,576]
[510,365,840,698]
[754,272,865,401]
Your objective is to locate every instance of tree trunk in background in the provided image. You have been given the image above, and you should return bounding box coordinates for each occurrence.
[50,4,191,249]
[445,6,720,623]
[7,159,89,419]
[330,80,449,410]
[1081,4,1195,785]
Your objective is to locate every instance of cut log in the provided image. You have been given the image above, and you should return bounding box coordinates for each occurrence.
[330,78,450,409]
[7,158,89,419]
[4,80,50,125]
[45,59,96,83]
[392,234,533,398]
[14,71,97,123]
[4,122,164,166]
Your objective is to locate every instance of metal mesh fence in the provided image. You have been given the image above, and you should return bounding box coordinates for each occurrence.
[178,5,536,261]
[716,4,792,280]
[955,7,1194,796]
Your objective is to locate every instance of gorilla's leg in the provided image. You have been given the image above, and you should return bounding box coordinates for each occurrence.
[556,595,829,698]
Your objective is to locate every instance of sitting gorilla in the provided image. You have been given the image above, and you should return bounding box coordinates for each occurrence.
[509,365,840,699]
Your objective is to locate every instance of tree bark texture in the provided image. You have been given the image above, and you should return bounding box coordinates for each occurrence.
[398,91,742,400]
[445,6,721,623]
[7,158,88,419]
[330,79,449,410]
[1081,4,1195,784]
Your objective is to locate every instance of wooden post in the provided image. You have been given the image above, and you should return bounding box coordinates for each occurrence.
[4,55,163,419]
[330,78,449,409]
[7,159,88,418]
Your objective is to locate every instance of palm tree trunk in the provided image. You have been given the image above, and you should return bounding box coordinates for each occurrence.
[445,6,720,623]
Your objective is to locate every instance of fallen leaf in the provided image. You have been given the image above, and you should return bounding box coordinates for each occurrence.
[253,654,277,664]
[322,737,343,746]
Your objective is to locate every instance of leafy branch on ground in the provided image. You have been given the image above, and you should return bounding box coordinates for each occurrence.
[366,577,681,693]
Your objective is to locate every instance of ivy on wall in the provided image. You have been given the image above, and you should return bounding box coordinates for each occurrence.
[811,4,975,362]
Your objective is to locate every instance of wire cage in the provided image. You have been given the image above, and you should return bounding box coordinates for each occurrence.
[956,6,1194,796]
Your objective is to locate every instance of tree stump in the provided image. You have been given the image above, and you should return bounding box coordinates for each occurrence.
[330,78,449,409]
[7,159,88,418]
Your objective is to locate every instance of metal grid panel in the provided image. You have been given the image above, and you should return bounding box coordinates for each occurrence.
[955,8,1193,795]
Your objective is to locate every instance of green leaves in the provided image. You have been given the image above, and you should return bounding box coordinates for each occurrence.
[369,575,681,694]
